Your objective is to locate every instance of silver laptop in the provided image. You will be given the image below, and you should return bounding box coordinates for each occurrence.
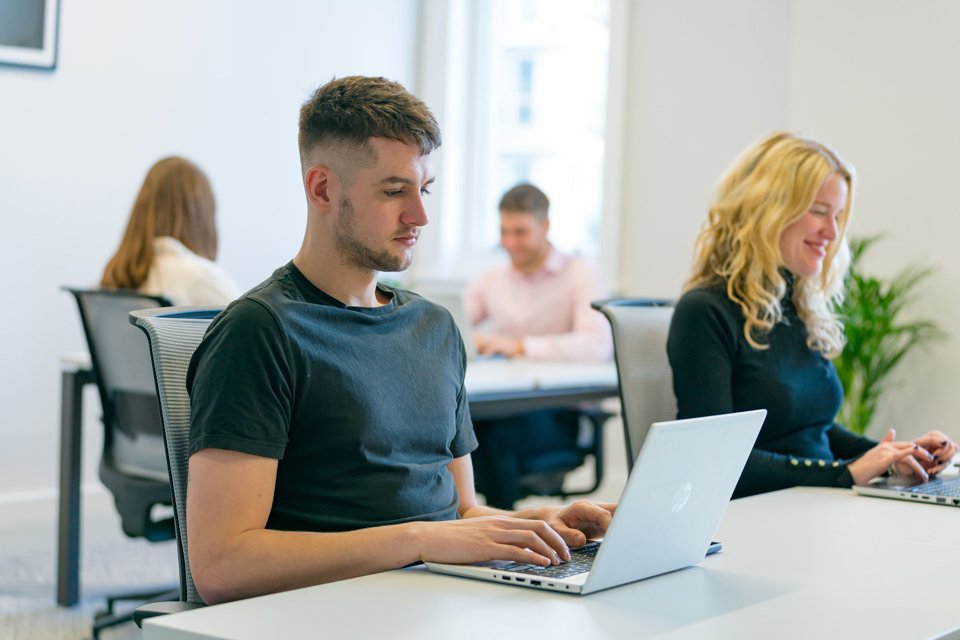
[853,472,960,507]
[426,409,767,595]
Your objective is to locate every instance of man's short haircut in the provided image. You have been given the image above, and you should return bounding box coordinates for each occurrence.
[298,76,442,172]
[498,183,550,219]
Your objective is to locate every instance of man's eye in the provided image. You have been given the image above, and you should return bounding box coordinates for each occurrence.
[420,187,432,196]
[385,189,403,197]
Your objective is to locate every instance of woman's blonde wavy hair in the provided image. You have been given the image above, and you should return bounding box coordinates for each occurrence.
[685,131,855,358]
[101,156,218,290]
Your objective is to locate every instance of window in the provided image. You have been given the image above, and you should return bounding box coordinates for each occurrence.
[413,0,617,284]
[470,0,611,256]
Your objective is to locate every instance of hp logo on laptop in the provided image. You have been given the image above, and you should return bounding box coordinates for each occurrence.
[671,482,693,512]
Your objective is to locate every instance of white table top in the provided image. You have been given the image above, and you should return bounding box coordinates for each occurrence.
[143,486,960,640]
[465,359,618,395]
[63,350,619,396]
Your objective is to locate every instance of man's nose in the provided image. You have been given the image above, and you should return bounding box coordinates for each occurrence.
[402,192,429,227]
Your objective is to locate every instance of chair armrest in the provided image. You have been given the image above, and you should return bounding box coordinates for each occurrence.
[134,600,206,628]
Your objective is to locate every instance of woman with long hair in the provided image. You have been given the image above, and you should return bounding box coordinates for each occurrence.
[667,131,955,498]
[101,156,239,305]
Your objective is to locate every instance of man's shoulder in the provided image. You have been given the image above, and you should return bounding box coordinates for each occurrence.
[204,265,299,333]
[559,251,601,274]
[390,286,458,325]
[474,261,513,282]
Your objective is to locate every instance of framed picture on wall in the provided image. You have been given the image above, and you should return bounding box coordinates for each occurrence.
[0,0,60,70]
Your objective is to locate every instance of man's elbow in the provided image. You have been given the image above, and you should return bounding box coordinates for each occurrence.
[190,552,245,605]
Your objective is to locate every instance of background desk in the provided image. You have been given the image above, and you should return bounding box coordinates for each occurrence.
[465,360,618,419]
[142,487,960,640]
[56,356,618,606]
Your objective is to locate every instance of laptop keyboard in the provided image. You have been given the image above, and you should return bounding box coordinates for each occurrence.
[499,542,600,579]
[912,477,960,497]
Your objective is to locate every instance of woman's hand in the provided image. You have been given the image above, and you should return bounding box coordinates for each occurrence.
[848,429,929,485]
[912,430,958,476]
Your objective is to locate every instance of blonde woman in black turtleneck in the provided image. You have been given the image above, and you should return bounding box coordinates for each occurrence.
[667,131,956,498]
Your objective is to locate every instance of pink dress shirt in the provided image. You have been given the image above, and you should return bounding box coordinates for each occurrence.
[464,247,612,362]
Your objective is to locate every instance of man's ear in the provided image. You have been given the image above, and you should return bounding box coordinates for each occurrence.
[304,164,338,212]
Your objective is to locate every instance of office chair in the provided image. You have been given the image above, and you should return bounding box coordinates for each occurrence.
[514,407,611,499]
[64,288,179,638]
[129,305,224,626]
[592,298,675,471]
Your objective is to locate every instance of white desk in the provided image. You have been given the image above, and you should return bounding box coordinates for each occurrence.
[465,359,618,419]
[466,359,617,394]
[143,487,960,639]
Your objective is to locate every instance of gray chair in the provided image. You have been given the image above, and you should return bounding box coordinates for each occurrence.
[591,298,675,470]
[64,288,179,638]
[129,305,224,624]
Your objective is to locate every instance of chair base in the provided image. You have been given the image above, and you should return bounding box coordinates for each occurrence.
[133,600,207,628]
[92,586,179,639]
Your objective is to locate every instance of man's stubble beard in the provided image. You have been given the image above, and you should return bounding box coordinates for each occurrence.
[334,197,413,273]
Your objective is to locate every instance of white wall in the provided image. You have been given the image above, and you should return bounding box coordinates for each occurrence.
[617,0,960,441]
[3,0,958,500]
[617,0,792,299]
[787,0,960,439]
[0,0,419,496]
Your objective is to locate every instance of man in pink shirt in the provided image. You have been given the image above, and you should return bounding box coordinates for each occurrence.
[464,184,612,361]
[464,183,612,508]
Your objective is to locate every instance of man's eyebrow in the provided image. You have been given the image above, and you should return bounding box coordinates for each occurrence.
[379,176,436,186]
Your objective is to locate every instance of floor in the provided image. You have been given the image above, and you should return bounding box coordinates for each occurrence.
[0,489,178,640]
[0,413,629,640]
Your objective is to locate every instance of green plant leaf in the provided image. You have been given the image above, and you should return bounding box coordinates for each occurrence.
[834,235,945,434]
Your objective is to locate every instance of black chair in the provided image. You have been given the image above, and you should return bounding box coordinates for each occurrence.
[65,288,179,638]
[515,406,612,499]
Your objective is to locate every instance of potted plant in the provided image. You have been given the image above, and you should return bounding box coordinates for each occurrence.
[833,236,945,435]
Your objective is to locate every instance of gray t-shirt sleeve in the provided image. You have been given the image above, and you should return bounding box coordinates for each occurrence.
[450,344,478,459]
[187,298,292,459]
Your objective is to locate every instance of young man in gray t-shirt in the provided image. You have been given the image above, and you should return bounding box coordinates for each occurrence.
[186,75,615,605]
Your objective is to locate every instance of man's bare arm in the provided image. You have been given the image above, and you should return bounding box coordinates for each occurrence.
[188,449,573,604]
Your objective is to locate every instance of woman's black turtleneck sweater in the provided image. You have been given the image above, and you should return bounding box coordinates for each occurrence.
[667,283,877,498]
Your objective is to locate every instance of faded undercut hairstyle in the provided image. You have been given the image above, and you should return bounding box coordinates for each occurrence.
[298,76,442,179]
[685,131,855,358]
[499,183,550,220]
[101,156,218,290]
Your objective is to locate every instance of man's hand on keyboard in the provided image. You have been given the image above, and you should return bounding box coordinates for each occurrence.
[515,500,616,548]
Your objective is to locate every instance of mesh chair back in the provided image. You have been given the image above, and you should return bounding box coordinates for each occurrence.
[130,306,222,604]
[593,299,676,470]
[66,288,171,480]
